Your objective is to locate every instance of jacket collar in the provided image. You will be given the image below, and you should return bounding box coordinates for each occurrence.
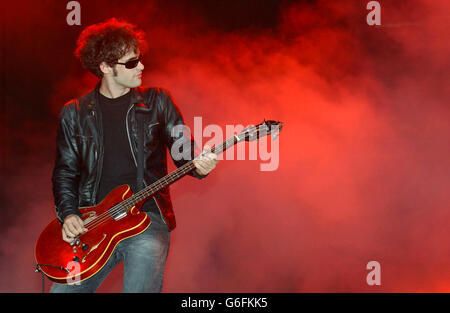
[82,80,147,110]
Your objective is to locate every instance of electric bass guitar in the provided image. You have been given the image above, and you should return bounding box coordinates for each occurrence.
[35,120,282,284]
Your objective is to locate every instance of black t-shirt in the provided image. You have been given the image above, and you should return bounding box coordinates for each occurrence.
[97,91,158,214]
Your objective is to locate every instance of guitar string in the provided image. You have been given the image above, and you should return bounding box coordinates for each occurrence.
[81,133,240,231]
[84,164,193,230]
[81,125,271,231]
[82,125,269,231]
[82,142,226,231]
[83,124,261,229]
[82,133,233,231]
[82,124,269,231]
[82,161,196,230]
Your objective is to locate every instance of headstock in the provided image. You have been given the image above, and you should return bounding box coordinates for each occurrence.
[239,119,283,142]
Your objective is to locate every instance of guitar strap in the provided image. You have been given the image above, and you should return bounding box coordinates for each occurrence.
[136,89,157,192]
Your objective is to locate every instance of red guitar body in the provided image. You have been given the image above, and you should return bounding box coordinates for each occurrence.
[35,185,151,285]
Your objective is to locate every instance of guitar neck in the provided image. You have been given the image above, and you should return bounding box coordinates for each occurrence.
[124,134,240,208]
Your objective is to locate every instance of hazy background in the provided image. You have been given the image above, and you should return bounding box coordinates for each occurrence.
[0,0,449,292]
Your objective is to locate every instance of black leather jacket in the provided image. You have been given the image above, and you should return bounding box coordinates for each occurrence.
[52,81,204,231]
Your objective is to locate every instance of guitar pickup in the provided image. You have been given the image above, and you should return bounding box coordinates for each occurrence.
[113,212,127,221]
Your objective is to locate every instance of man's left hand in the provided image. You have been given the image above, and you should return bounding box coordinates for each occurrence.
[193,145,218,176]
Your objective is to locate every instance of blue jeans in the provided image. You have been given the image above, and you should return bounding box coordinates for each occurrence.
[50,211,171,293]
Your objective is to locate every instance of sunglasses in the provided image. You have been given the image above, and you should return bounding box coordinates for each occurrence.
[114,54,143,69]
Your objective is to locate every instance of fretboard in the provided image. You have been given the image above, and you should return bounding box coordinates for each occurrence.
[112,134,241,215]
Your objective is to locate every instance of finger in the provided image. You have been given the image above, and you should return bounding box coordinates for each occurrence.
[197,158,210,168]
[62,229,74,243]
[64,228,76,239]
[205,154,218,164]
[63,234,73,243]
[64,223,78,238]
[195,161,206,171]
[194,158,206,167]
[76,217,89,232]
[195,163,208,175]
[204,161,215,172]
[203,151,218,160]
[206,151,217,158]
[68,222,80,236]
[75,217,88,233]
[204,164,215,173]
[202,145,213,154]
[71,219,84,234]
[203,157,218,169]
[201,157,218,168]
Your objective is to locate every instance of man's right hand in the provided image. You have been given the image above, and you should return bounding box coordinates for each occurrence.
[62,214,88,243]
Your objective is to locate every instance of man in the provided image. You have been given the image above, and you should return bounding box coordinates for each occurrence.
[50,18,218,293]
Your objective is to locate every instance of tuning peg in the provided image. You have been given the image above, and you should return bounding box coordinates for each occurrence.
[272,132,280,140]
[271,122,283,140]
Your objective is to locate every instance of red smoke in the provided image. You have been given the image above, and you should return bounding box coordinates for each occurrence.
[0,0,448,292]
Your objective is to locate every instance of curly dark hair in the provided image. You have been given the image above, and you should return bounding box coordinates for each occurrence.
[74,18,148,78]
